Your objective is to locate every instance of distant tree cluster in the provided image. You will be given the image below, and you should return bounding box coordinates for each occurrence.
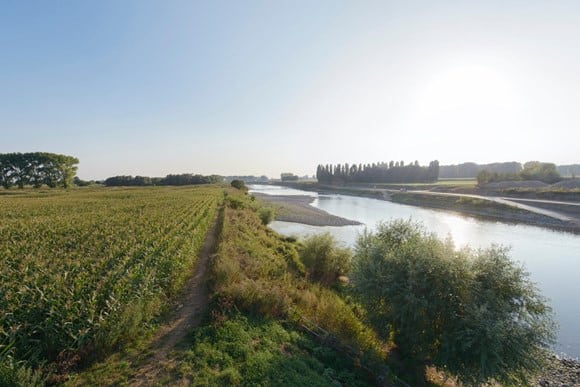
[519,161,561,183]
[439,162,522,179]
[0,152,79,189]
[104,173,223,187]
[225,175,270,183]
[316,160,439,184]
[230,179,247,191]
[477,161,561,185]
[280,173,299,181]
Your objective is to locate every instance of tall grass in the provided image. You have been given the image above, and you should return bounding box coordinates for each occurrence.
[209,191,389,373]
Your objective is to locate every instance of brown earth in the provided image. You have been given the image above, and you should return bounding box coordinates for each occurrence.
[129,211,221,386]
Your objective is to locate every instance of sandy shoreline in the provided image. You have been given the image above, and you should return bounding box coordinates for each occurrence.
[252,193,361,226]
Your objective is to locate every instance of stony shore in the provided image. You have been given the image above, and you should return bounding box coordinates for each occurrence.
[537,355,580,386]
[252,193,361,226]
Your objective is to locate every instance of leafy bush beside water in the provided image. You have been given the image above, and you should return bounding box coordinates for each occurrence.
[350,219,557,385]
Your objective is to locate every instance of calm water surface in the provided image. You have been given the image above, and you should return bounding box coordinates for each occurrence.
[250,185,580,358]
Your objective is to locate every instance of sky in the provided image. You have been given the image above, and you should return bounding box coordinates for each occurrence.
[1,0,579,180]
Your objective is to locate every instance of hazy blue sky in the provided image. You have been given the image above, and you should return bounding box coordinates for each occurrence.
[1,1,579,179]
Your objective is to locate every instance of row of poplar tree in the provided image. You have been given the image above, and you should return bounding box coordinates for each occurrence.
[316,160,440,184]
[0,152,79,189]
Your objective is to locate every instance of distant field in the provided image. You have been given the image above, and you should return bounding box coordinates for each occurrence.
[0,186,221,371]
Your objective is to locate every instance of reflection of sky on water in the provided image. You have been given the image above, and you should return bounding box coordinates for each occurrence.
[248,184,317,197]
[254,185,580,359]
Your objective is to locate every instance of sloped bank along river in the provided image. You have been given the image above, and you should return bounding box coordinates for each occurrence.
[249,184,580,359]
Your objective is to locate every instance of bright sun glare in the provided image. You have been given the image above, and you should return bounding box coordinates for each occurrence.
[417,62,519,117]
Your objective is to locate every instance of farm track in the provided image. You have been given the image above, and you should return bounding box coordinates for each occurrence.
[130,208,221,386]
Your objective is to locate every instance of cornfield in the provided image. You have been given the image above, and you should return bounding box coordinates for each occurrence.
[0,186,221,366]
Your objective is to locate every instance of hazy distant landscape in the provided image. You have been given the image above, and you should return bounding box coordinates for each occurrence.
[2,1,580,386]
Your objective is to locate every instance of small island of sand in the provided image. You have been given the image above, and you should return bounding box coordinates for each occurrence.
[252,193,361,227]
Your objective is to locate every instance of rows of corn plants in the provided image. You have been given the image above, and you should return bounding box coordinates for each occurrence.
[0,186,221,377]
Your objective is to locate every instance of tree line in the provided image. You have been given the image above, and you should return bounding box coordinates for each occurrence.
[316,160,439,184]
[0,152,79,189]
[477,161,561,185]
[439,161,522,179]
[104,173,223,187]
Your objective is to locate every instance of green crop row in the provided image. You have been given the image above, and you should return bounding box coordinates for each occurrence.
[0,186,221,372]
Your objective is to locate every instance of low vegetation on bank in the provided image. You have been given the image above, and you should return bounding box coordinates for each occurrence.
[199,189,390,383]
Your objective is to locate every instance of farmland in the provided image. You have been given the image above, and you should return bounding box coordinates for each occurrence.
[0,186,221,379]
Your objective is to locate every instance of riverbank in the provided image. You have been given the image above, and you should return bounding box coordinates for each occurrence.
[390,191,580,234]
[275,182,580,234]
[536,354,580,386]
[253,193,361,226]
[256,188,579,386]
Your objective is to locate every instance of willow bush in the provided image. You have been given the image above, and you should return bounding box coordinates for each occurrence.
[350,220,556,385]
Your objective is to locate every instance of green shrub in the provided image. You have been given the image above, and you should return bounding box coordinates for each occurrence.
[230,179,247,191]
[299,233,351,287]
[225,196,246,209]
[257,206,275,225]
[350,219,556,385]
[210,204,386,371]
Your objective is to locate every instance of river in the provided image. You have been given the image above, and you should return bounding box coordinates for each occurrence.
[249,184,580,359]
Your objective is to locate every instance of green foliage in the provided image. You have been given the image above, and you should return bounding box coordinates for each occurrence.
[316,160,439,184]
[440,162,522,179]
[477,161,562,185]
[210,193,387,373]
[0,356,46,387]
[350,220,556,385]
[104,173,223,186]
[0,187,221,375]
[230,179,247,191]
[177,315,370,386]
[520,161,561,183]
[0,152,79,189]
[257,206,275,225]
[225,195,246,209]
[72,176,92,187]
[299,233,352,287]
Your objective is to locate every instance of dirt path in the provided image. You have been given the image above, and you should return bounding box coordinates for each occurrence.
[129,212,221,386]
